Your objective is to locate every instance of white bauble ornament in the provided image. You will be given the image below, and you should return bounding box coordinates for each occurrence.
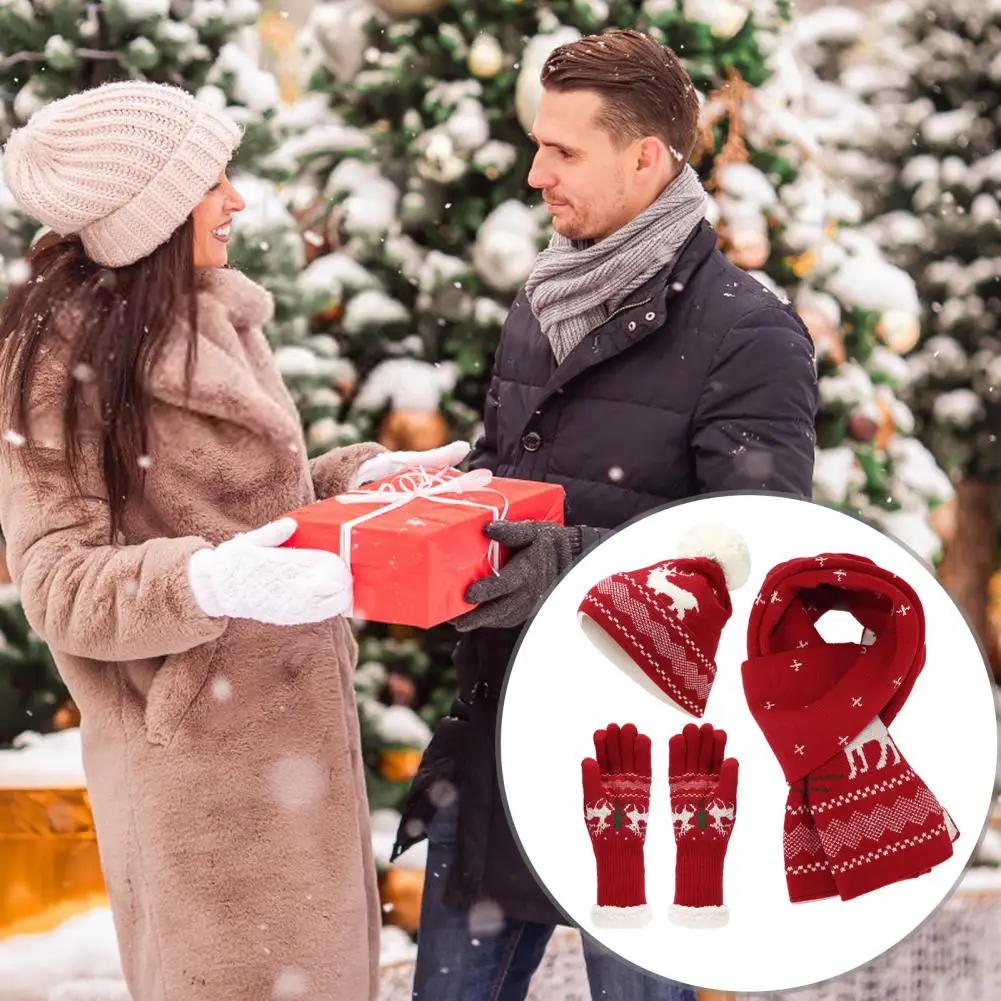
[416,128,467,184]
[683,0,749,40]
[515,27,582,134]
[372,0,447,14]
[446,98,490,151]
[468,33,504,78]
[472,200,541,293]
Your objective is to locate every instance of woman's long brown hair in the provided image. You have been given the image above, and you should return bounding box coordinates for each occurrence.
[0,219,199,542]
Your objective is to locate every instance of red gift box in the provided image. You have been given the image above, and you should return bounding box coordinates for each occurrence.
[281,467,565,628]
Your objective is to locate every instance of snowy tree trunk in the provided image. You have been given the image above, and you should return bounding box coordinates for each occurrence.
[940,480,998,680]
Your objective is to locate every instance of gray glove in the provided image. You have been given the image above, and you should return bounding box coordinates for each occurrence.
[452,520,595,632]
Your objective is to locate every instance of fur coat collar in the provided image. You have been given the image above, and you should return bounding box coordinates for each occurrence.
[148,267,303,447]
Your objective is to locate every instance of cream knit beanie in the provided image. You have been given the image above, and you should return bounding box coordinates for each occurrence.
[2,80,242,268]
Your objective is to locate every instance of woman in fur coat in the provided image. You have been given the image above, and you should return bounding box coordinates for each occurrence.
[0,81,467,1001]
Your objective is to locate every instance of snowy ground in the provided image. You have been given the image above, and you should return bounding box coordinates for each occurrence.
[5,734,1001,1000]
[0,730,426,1000]
[0,906,422,1001]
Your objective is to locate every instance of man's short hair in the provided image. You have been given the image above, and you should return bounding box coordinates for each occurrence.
[540,29,701,163]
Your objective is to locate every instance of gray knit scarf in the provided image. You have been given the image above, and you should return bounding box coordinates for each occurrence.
[524,164,708,363]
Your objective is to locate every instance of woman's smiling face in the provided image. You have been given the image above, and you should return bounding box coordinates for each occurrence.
[191,172,246,268]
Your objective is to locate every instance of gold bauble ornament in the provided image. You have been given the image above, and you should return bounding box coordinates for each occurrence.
[377,409,451,452]
[312,295,344,330]
[874,397,896,451]
[379,868,424,933]
[52,702,81,731]
[928,498,957,545]
[877,310,921,355]
[468,34,504,78]
[378,747,423,783]
[786,248,818,278]
[796,305,847,366]
[371,0,447,15]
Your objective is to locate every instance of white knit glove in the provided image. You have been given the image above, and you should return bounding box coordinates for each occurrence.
[351,440,471,488]
[187,518,352,626]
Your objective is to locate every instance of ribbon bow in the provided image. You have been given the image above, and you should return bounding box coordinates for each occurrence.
[337,466,510,616]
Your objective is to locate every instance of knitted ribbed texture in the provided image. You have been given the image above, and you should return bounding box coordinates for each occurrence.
[581,723,652,928]
[669,723,738,926]
[744,554,959,903]
[2,81,241,267]
[523,163,708,363]
[578,556,733,717]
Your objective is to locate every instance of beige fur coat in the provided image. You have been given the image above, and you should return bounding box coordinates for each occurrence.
[0,268,385,1001]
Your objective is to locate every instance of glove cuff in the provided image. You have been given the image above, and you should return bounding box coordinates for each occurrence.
[187,547,224,619]
[669,903,729,929]
[674,840,728,910]
[592,903,652,928]
[593,838,647,911]
[568,525,585,559]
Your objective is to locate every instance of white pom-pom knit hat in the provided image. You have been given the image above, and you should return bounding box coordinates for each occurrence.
[578,524,750,717]
[2,80,241,268]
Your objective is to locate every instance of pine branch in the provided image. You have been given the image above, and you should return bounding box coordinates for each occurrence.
[0,48,125,71]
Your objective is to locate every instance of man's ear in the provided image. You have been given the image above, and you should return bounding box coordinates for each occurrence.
[635,136,676,179]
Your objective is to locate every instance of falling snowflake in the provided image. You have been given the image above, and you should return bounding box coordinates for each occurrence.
[212,677,233,701]
[269,755,327,811]
[2,430,25,447]
[607,466,624,482]
[468,899,505,938]
[273,967,309,999]
[429,779,457,808]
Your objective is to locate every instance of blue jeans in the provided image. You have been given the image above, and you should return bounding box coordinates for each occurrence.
[412,798,696,1001]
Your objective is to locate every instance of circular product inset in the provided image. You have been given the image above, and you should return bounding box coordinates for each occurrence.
[498,493,998,994]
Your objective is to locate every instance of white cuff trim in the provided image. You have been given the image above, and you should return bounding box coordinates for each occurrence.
[591,904,652,928]
[669,904,729,929]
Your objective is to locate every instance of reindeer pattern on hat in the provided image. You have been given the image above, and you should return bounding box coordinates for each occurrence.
[646,564,701,621]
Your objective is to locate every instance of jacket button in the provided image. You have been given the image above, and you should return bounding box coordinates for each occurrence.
[522,431,542,452]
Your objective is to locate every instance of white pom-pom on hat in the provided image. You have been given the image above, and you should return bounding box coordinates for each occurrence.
[676,523,751,590]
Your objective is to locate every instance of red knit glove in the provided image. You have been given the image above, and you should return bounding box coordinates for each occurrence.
[581,722,652,928]
[669,722,738,928]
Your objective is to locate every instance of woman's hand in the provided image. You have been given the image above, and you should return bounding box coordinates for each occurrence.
[350,440,471,488]
[187,518,353,625]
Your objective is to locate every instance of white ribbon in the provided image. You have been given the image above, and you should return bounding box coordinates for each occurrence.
[336,466,510,617]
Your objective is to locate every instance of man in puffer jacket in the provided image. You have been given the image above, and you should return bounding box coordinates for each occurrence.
[395,28,819,1001]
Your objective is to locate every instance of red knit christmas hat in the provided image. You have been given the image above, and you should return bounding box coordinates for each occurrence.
[578,524,750,717]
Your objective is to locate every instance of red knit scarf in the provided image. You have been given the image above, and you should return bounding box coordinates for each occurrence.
[742,554,958,902]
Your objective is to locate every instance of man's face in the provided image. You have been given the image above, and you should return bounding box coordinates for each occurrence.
[528,88,648,242]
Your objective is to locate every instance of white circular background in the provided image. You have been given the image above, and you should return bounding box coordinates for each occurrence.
[497,494,999,994]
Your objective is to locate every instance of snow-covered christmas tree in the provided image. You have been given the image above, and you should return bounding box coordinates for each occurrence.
[789,0,1001,669]
[253,0,958,881]
[0,0,317,743]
